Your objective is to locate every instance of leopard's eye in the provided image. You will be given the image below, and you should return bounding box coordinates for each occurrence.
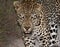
[31,16,36,19]
[34,14,37,18]
[31,14,37,20]
[18,14,21,18]
[18,14,25,20]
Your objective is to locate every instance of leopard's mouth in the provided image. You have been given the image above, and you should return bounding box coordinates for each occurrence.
[23,30,32,34]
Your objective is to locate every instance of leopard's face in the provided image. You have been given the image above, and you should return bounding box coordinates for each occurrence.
[13,1,42,33]
[17,13,33,33]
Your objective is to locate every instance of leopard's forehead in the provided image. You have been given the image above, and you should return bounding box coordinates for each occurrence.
[17,2,42,14]
[21,0,38,10]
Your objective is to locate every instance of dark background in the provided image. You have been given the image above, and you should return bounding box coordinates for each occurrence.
[0,0,60,47]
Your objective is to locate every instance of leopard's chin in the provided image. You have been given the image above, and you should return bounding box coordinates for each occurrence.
[24,30,32,34]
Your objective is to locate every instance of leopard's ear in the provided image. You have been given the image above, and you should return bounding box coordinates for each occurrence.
[13,1,20,10]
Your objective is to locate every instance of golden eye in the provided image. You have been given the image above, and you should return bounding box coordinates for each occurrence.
[21,16,24,20]
[35,20,40,26]
[31,16,36,19]
[18,14,25,20]
[18,15,21,17]
[31,14,37,19]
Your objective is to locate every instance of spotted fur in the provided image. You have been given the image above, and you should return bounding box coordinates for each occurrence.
[13,0,59,47]
[48,13,59,47]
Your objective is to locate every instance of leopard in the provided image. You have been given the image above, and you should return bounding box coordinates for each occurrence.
[48,12,59,47]
[13,0,59,47]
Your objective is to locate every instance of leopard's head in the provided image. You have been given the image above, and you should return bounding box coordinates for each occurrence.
[13,1,42,33]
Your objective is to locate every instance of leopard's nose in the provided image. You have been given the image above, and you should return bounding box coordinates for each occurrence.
[24,26,30,30]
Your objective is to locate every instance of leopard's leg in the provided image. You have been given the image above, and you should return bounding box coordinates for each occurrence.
[37,29,50,47]
[31,25,43,47]
[47,11,59,47]
[49,22,58,47]
[32,25,50,47]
